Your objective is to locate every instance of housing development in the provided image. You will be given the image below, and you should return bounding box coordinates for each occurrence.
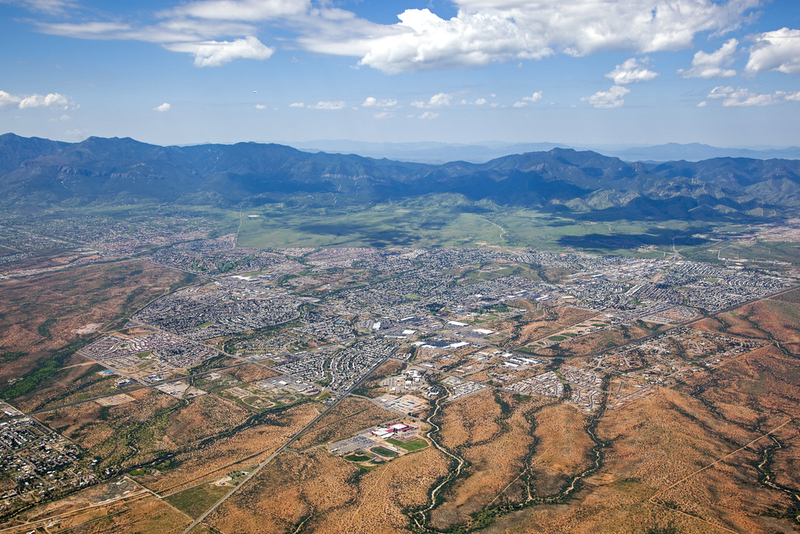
[0,225,798,534]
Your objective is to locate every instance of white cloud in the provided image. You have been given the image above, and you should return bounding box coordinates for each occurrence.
[41,18,260,50]
[746,28,800,75]
[678,38,738,78]
[605,58,659,84]
[581,85,630,109]
[308,100,346,110]
[473,98,487,105]
[27,0,763,76]
[289,102,304,107]
[2,91,77,110]
[0,91,22,108]
[18,93,68,109]
[708,85,734,96]
[418,111,438,119]
[166,0,310,21]
[372,111,393,119]
[163,36,274,67]
[13,0,77,13]
[154,102,171,112]
[361,97,398,108]
[255,104,266,109]
[37,21,137,39]
[1,92,70,110]
[411,92,452,108]
[523,91,542,102]
[513,101,527,108]
[707,86,800,106]
[65,128,88,138]
[697,101,707,107]
[299,1,760,73]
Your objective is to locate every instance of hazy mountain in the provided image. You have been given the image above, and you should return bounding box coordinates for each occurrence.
[604,142,800,162]
[2,133,800,222]
[289,140,568,164]
[289,139,800,164]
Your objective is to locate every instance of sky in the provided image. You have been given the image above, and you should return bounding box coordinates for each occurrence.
[1,0,799,148]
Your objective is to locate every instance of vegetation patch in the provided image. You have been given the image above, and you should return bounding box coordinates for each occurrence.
[371,446,397,458]
[344,452,371,462]
[165,483,230,518]
[386,437,428,451]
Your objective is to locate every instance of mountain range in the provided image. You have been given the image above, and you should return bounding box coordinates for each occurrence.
[290,140,800,164]
[2,133,800,222]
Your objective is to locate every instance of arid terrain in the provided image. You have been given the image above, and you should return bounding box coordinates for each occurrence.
[0,242,797,534]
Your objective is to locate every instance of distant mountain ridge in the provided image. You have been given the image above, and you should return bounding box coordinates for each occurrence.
[290,140,800,164]
[2,133,800,222]
[607,142,800,163]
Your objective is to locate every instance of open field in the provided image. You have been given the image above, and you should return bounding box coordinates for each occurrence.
[0,258,195,408]
[230,198,724,253]
[207,443,451,534]
[527,403,595,496]
[293,396,396,450]
[500,307,598,348]
[429,391,543,530]
[539,322,663,357]
[134,401,322,494]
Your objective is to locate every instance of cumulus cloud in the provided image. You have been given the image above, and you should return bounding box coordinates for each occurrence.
[1,91,73,110]
[411,92,452,108]
[746,28,800,75]
[581,85,630,108]
[514,91,543,106]
[372,111,393,119]
[0,91,22,108]
[154,102,171,111]
[255,104,266,109]
[299,0,760,73]
[18,92,69,109]
[473,98,487,105]
[697,101,707,107]
[28,0,764,75]
[308,100,346,110]
[418,111,438,119]
[163,36,274,67]
[605,58,659,84]
[679,38,738,78]
[289,102,304,107]
[361,97,398,108]
[707,86,800,106]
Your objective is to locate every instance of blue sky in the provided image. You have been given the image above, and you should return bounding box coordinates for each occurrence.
[1,0,799,148]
